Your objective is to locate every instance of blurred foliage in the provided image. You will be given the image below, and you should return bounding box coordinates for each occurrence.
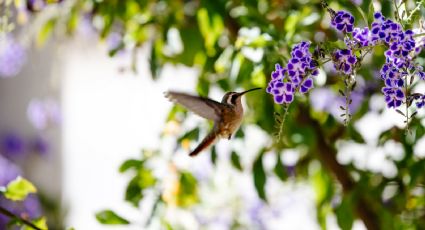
[6,0,425,229]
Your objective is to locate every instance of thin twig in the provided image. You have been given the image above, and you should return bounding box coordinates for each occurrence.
[0,205,43,230]
[276,103,290,142]
[406,0,425,23]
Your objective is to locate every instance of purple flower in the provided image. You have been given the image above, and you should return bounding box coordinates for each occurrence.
[1,133,25,158]
[0,155,21,186]
[31,136,49,155]
[331,11,355,33]
[271,82,295,104]
[27,98,61,130]
[299,78,314,93]
[310,86,364,122]
[270,64,284,81]
[107,32,124,54]
[333,49,357,75]
[0,195,42,228]
[0,36,27,78]
[353,27,370,47]
[380,63,406,80]
[416,94,425,108]
[416,66,425,80]
[382,79,405,108]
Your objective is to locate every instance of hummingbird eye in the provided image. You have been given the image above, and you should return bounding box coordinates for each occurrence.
[230,94,238,105]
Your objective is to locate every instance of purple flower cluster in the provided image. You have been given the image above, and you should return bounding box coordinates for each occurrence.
[267,41,318,104]
[368,12,424,108]
[331,11,355,33]
[333,49,357,75]
[334,11,425,109]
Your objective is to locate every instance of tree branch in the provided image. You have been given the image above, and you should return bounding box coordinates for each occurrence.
[0,205,43,230]
[305,112,380,230]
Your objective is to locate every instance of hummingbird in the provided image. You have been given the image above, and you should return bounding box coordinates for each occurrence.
[165,88,261,157]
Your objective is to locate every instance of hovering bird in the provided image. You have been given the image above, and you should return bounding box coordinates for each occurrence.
[165,88,261,157]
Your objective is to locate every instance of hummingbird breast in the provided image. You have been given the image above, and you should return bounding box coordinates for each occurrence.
[217,107,243,139]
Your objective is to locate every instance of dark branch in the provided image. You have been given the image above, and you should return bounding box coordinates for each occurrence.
[0,205,43,230]
[303,110,380,230]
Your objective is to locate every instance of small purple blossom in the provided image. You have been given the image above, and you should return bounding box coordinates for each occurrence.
[416,94,425,108]
[27,98,61,130]
[271,82,295,104]
[0,155,21,186]
[0,36,27,78]
[382,79,405,108]
[310,86,364,123]
[331,11,355,33]
[1,132,25,158]
[31,136,49,155]
[380,63,406,80]
[370,12,403,45]
[353,27,370,47]
[107,32,124,54]
[333,49,357,75]
[0,195,42,228]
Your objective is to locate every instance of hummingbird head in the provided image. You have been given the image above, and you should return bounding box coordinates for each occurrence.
[222,87,262,105]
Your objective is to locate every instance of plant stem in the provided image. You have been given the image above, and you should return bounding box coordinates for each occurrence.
[406,0,424,23]
[344,78,351,126]
[276,103,290,142]
[0,205,43,230]
[413,32,425,38]
[405,71,411,134]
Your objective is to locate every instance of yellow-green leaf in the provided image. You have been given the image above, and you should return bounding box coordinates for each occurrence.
[3,176,37,201]
[23,217,48,230]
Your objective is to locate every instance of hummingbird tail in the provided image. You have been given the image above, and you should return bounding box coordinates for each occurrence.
[189,131,217,157]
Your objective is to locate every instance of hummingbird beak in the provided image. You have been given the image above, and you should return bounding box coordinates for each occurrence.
[239,87,262,96]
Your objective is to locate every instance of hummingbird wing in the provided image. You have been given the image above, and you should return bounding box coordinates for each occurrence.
[165,91,223,121]
[189,126,218,157]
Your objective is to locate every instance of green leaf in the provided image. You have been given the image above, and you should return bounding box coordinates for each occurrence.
[347,125,365,143]
[119,159,142,173]
[125,177,143,207]
[231,151,243,171]
[95,210,130,225]
[138,167,156,189]
[234,128,245,138]
[253,151,267,201]
[177,172,198,207]
[211,146,217,165]
[23,217,48,230]
[335,196,354,230]
[3,177,37,201]
[37,18,57,47]
[273,154,287,181]
[108,42,125,57]
[178,127,200,143]
[149,39,163,80]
